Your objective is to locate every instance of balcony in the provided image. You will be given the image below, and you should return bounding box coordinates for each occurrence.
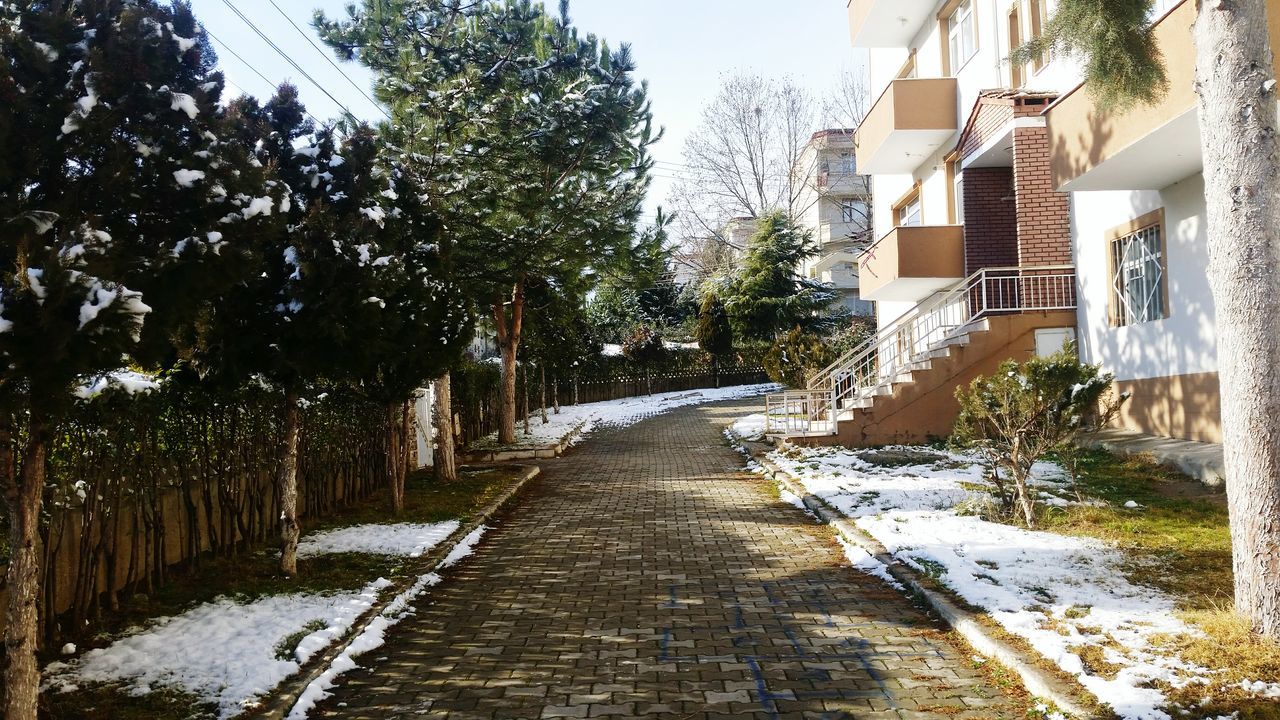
[847,0,938,48]
[855,78,958,175]
[857,225,965,301]
[808,249,863,289]
[1046,0,1280,191]
[816,221,869,246]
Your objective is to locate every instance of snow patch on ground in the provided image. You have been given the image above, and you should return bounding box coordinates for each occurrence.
[835,534,904,591]
[74,369,161,400]
[438,524,487,568]
[286,573,442,720]
[288,524,489,719]
[296,521,460,559]
[45,579,391,719]
[729,412,767,442]
[473,383,779,451]
[762,442,1226,720]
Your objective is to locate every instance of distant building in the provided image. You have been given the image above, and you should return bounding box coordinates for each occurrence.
[792,129,874,317]
[722,216,758,255]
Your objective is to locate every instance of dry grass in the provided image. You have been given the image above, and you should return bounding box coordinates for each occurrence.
[1034,450,1280,718]
[1152,602,1280,719]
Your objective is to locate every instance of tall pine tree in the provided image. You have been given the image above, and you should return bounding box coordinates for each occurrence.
[317,0,657,444]
[720,211,844,342]
[0,2,284,716]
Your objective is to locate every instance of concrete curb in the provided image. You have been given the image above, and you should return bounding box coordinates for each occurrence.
[744,442,1097,719]
[461,420,588,463]
[253,463,542,720]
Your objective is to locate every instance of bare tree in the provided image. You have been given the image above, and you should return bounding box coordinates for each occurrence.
[822,68,872,131]
[669,74,818,244]
[669,70,874,277]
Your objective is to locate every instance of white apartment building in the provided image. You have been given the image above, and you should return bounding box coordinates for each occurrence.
[792,129,875,316]
[768,0,1231,447]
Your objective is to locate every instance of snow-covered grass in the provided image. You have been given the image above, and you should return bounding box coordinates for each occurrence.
[296,520,460,559]
[47,515,491,717]
[45,579,390,719]
[286,525,488,720]
[470,382,779,451]
[737,435,1277,720]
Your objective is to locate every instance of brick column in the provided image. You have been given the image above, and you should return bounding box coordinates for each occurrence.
[1011,123,1071,267]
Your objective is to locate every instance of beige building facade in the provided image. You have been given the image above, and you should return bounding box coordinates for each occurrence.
[792,129,874,316]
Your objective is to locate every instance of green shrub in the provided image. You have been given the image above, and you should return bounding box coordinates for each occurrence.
[952,348,1126,528]
[763,327,833,388]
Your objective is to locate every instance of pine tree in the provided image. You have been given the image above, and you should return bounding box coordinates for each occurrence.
[0,2,285,716]
[1023,0,1280,639]
[695,293,733,388]
[522,276,599,416]
[720,211,844,342]
[199,87,411,575]
[622,325,667,396]
[317,0,657,444]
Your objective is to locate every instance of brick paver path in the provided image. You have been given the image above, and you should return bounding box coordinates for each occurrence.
[314,398,1026,719]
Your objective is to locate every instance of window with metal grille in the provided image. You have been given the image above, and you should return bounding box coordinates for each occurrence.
[1110,224,1165,325]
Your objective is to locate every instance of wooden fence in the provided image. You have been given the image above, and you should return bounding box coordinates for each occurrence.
[453,366,769,446]
[0,385,404,641]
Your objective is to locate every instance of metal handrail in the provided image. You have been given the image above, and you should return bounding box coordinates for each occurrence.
[766,264,1077,436]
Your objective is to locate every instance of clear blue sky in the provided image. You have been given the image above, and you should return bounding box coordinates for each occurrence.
[189,1,866,216]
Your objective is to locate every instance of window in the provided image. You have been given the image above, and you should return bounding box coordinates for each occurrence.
[836,152,856,174]
[840,197,867,224]
[1008,4,1024,87]
[947,0,978,73]
[1108,212,1167,326]
[893,185,923,227]
[1028,0,1049,71]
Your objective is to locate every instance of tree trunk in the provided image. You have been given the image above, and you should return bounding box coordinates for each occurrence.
[277,392,301,577]
[712,356,720,389]
[492,282,525,445]
[2,412,45,720]
[521,363,530,435]
[388,402,404,516]
[644,366,652,396]
[434,373,458,482]
[1195,0,1280,638]
[573,373,579,406]
[401,400,412,488]
[539,365,548,424]
[553,376,560,414]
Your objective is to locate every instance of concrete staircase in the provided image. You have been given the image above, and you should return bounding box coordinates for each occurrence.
[764,265,1079,447]
[805,311,1076,447]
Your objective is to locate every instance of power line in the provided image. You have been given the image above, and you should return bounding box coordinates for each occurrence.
[219,0,357,120]
[264,0,390,120]
[205,28,326,127]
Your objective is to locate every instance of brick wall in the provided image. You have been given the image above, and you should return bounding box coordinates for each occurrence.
[1012,125,1071,266]
[961,167,1018,275]
[958,102,1014,158]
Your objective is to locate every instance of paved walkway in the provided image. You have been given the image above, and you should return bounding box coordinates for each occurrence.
[313,399,1027,719]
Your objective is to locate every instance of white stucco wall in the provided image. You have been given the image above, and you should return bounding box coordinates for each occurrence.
[1071,173,1217,382]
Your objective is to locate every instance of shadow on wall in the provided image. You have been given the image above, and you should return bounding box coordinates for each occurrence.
[1058,103,1221,442]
